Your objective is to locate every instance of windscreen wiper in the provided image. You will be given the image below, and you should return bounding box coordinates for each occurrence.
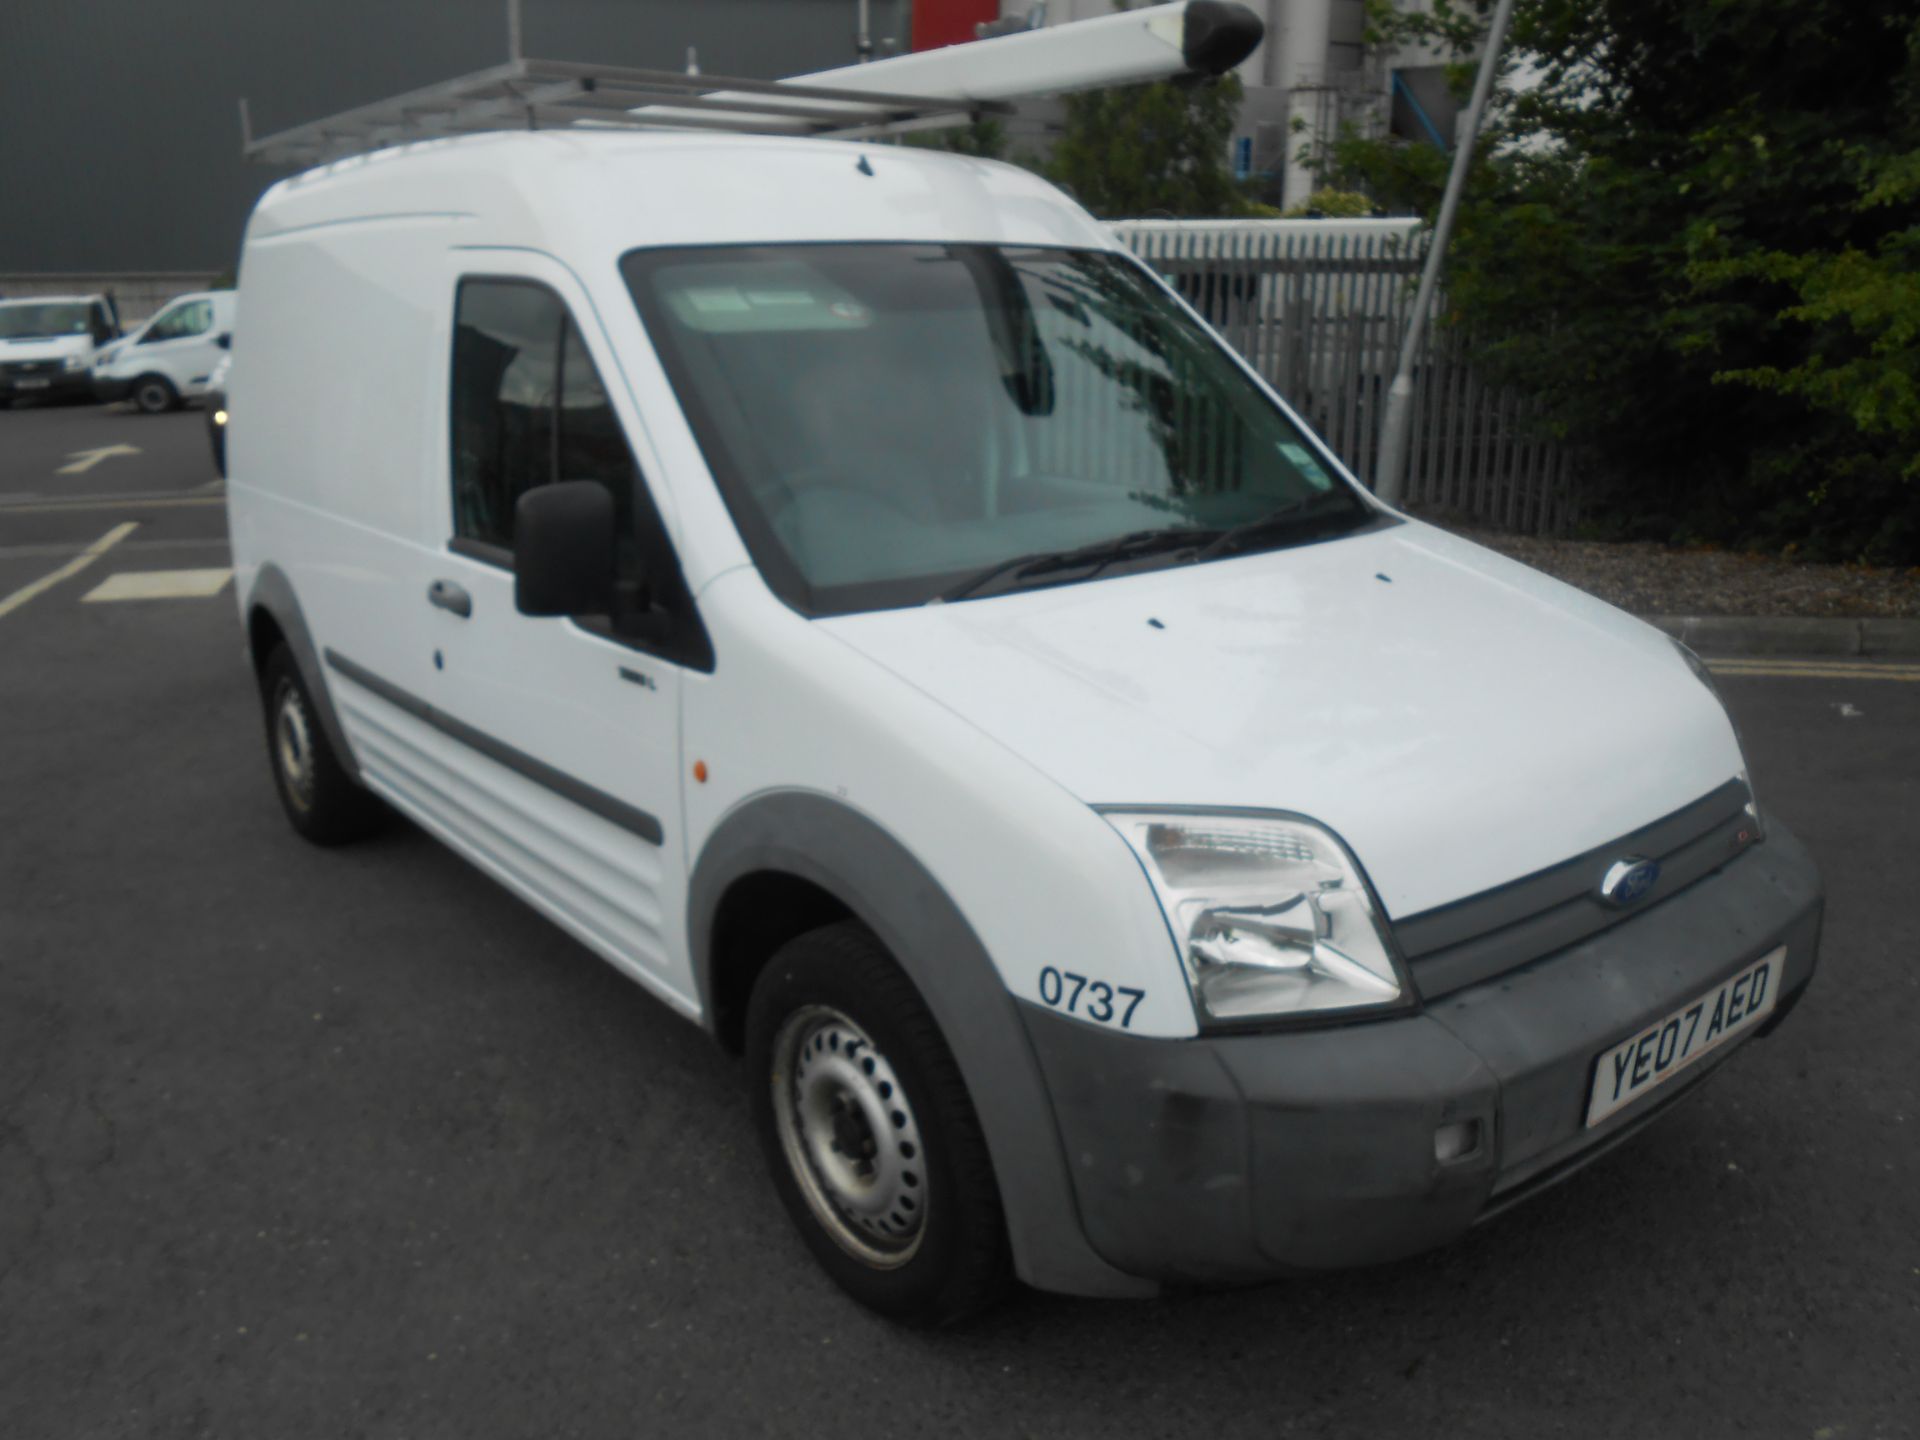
[1192,492,1371,562]
[936,525,1217,604]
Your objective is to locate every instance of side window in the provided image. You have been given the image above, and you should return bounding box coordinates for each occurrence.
[447,278,706,673]
[450,281,563,549]
[450,279,640,557]
[138,305,178,344]
[142,299,211,344]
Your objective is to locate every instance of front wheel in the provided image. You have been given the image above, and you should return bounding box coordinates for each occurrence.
[131,374,178,414]
[259,644,383,845]
[746,921,1011,1324]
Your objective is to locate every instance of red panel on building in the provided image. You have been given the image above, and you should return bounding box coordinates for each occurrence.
[912,0,1003,52]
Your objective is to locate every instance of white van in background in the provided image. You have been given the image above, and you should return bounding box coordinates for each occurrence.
[0,293,121,405]
[93,290,237,413]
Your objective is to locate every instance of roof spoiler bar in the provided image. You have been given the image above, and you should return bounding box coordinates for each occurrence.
[624,2,1264,136]
[242,1,1264,167]
[769,2,1264,108]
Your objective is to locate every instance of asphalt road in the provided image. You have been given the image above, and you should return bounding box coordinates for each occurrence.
[2,403,1917,1439]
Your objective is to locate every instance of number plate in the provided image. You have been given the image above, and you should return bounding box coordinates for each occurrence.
[16,378,50,390]
[1586,947,1783,1127]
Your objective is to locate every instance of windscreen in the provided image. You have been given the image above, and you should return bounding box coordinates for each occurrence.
[0,302,91,340]
[622,244,1372,614]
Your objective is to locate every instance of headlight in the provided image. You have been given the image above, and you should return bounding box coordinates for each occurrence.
[1104,811,1412,1026]
[62,354,85,372]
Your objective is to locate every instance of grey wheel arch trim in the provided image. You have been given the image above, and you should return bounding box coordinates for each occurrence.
[688,789,1156,1299]
[244,564,361,784]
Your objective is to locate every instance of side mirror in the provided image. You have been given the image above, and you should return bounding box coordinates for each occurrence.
[514,480,616,618]
[215,333,232,350]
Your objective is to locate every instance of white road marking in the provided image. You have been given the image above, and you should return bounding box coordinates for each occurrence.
[0,522,139,621]
[57,444,142,475]
[82,567,233,602]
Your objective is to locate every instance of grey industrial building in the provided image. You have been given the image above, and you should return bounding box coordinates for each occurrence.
[3,0,1457,314]
[1,0,911,281]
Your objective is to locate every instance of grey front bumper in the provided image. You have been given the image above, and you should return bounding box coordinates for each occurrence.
[1,369,94,399]
[1018,823,1823,1288]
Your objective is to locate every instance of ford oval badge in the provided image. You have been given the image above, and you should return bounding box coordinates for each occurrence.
[1600,857,1661,907]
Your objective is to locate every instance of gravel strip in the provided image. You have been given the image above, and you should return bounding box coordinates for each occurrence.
[1433,524,1920,619]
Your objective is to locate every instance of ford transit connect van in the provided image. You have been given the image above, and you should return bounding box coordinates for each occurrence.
[227,130,1823,1323]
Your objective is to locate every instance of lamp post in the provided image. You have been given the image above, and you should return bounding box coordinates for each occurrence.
[1373,0,1517,506]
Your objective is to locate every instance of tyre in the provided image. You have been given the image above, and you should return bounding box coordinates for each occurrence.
[259,644,383,845]
[746,921,1012,1325]
[131,374,178,414]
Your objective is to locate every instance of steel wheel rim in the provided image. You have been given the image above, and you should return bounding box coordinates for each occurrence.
[771,1004,928,1267]
[273,681,315,813]
[137,382,167,412]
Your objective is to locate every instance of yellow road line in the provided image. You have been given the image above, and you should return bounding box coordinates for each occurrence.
[0,522,139,621]
[0,496,224,515]
[0,537,230,560]
[1707,657,1920,672]
[1710,662,1920,681]
[1707,654,1919,666]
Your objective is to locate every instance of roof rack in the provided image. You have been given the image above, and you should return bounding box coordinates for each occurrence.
[240,1,1264,168]
[241,58,1009,167]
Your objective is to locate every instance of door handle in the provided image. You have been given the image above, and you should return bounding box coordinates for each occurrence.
[427,579,472,618]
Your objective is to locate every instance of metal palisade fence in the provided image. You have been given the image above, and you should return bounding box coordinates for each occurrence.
[1108,218,1584,535]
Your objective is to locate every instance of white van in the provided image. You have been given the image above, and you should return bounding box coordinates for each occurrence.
[228,130,1823,1323]
[93,289,237,413]
[0,293,121,404]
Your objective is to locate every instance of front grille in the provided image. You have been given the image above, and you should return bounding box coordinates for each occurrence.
[1,360,61,378]
[1394,778,1757,999]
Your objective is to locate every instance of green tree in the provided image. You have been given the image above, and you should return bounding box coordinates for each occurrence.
[1046,73,1256,219]
[1330,0,1920,562]
[1282,187,1378,219]
[913,73,1262,219]
[904,116,1010,161]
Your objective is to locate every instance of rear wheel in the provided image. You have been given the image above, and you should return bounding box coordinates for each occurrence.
[131,374,177,414]
[260,644,382,845]
[746,921,1012,1325]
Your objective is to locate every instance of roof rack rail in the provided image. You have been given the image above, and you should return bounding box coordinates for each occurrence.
[241,58,1004,167]
[240,1,1264,168]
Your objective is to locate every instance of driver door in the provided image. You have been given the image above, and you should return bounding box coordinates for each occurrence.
[412,256,706,1016]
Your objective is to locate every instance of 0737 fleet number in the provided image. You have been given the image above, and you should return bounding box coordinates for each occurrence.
[1037,966,1145,1028]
